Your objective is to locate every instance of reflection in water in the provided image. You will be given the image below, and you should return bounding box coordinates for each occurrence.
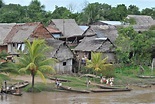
[1,93,8,104]
[0,86,155,104]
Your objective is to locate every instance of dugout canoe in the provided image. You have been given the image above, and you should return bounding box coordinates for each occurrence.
[59,86,90,93]
[91,88,132,92]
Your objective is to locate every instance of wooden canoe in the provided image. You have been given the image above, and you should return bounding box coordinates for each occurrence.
[91,83,127,89]
[91,88,132,92]
[137,75,155,79]
[11,92,22,96]
[49,77,71,82]
[59,86,90,93]
[80,74,101,78]
[11,81,29,89]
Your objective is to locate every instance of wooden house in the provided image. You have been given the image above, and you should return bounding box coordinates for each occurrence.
[124,15,155,32]
[48,19,84,46]
[46,25,62,38]
[0,23,16,53]
[73,35,116,64]
[46,39,74,73]
[126,15,155,26]
[3,22,53,55]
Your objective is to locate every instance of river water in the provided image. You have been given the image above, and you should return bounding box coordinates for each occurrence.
[1,86,155,104]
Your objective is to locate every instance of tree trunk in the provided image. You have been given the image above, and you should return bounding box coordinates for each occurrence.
[31,71,35,92]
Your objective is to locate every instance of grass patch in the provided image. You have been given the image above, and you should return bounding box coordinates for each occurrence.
[23,82,55,92]
[53,75,100,90]
[0,73,10,80]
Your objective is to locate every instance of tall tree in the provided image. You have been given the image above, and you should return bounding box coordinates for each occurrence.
[82,2,104,24]
[115,26,137,64]
[0,4,25,23]
[108,4,127,21]
[127,5,140,15]
[141,8,155,19]
[115,26,155,65]
[16,39,56,91]
[0,0,4,8]
[27,0,51,24]
[51,6,72,19]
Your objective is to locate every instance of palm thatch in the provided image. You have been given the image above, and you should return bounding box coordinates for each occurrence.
[0,23,16,45]
[73,35,115,52]
[127,15,155,26]
[45,39,74,61]
[49,19,84,38]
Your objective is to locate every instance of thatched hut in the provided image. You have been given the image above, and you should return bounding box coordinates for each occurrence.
[0,23,16,53]
[73,35,116,63]
[126,15,155,26]
[4,22,53,55]
[46,39,74,73]
[48,19,84,46]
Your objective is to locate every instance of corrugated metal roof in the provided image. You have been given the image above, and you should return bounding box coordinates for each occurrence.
[79,26,89,31]
[100,21,122,25]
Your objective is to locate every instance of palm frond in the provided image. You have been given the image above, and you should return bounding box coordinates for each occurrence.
[38,65,55,72]
[36,70,46,84]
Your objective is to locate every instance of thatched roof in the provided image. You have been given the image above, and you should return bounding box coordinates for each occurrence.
[123,25,151,32]
[88,25,118,43]
[0,23,16,45]
[81,26,96,37]
[73,35,115,52]
[46,38,74,61]
[50,19,84,38]
[127,15,155,26]
[4,22,52,43]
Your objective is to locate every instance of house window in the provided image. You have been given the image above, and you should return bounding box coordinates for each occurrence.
[13,43,15,47]
[63,62,66,66]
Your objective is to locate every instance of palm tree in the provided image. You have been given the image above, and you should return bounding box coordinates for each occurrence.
[0,50,18,73]
[16,39,56,91]
[86,52,112,74]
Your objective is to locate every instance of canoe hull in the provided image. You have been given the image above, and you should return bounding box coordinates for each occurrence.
[91,88,132,92]
[59,86,90,93]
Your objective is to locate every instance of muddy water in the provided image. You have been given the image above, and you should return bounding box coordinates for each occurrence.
[1,86,155,104]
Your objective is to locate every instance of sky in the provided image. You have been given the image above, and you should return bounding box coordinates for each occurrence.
[3,0,155,12]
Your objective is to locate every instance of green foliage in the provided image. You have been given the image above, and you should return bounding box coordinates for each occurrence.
[123,18,136,25]
[141,8,155,19]
[115,26,155,66]
[98,66,115,77]
[115,65,155,76]
[86,52,113,76]
[0,1,155,25]
[0,50,8,60]
[108,4,127,21]
[115,65,139,76]
[127,5,140,15]
[0,74,10,86]
[149,25,155,30]
[0,0,4,8]
[82,2,105,24]
[16,39,56,89]
[51,6,72,19]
